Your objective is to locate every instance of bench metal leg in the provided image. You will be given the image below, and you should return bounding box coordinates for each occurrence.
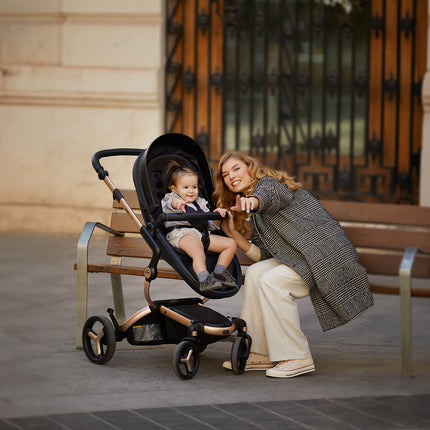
[76,222,97,349]
[76,221,123,349]
[110,256,125,324]
[399,246,418,377]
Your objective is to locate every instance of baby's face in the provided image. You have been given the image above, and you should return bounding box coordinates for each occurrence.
[172,173,199,203]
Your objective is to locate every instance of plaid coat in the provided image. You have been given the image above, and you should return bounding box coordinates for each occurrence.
[249,177,373,331]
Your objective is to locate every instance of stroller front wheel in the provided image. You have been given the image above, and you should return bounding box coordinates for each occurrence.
[82,315,116,365]
[231,335,251,374]
[173,340,200,379]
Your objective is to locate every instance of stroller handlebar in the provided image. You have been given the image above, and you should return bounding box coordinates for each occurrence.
[92,148,143,179]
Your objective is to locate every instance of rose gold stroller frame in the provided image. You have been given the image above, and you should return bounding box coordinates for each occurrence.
[99,171,238,337]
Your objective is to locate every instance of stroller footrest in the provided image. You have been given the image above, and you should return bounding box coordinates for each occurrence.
[153,298,203,307]
[167,304,232,327]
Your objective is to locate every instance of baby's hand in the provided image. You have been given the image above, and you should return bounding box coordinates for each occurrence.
[214,208,227,218]
[172,197,186,213]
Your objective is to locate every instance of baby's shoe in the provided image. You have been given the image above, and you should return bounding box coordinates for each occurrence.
[200,273,223,292]
[213,268,237,287]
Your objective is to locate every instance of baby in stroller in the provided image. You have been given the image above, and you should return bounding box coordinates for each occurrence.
[162,161,237,291]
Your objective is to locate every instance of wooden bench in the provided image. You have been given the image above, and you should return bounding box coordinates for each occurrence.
[75,190,430,376]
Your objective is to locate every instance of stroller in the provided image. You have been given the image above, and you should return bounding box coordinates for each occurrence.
[82,133,251,379]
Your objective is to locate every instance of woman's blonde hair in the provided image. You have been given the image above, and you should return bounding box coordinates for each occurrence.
[213,152,300,235]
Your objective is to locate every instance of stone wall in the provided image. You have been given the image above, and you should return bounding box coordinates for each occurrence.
[0,0,164,234]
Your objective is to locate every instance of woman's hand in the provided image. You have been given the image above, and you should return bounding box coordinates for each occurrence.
[221,211,252,254]
[221,211,237,237]
[230,194,259,213]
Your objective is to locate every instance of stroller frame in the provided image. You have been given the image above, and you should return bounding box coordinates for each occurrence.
[82,133,251,379]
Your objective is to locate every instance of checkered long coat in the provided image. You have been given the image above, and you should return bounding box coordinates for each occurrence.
[249,177,373,331]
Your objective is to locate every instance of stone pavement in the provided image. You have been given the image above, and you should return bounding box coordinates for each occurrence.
[0,233,429,429]
[2,395,430,429]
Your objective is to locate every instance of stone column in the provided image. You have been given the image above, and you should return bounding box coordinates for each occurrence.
[419,2,430,207]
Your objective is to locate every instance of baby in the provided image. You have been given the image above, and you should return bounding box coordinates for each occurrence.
[161,161,237,291]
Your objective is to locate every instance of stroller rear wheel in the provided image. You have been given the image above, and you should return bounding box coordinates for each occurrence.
[231,335,251,374]
[173,340,200,379]
[82,315,116,364]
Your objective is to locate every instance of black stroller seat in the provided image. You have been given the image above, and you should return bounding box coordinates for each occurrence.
[81,133,251,379]
[133,133,241,298]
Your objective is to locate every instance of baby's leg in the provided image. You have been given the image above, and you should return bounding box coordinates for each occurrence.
[178,234,206,274]
[179,234,222,291]
[208,235,237,287]
[207,235,237,268]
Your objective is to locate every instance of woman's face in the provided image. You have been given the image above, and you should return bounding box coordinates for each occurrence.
[221,157,252,194]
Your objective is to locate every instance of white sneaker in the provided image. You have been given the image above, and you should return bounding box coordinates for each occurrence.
[266,358,315,378]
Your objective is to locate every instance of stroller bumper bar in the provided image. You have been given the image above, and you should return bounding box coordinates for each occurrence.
[156,212,223,223]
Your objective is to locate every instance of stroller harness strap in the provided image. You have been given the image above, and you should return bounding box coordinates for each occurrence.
[165,201,210,250]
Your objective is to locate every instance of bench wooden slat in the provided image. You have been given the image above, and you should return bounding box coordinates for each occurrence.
[370,284,430,297]
[343,226,430,252]
[107,236,153,258]
[73,262,181,279]
[86,263,182,279]
[357,250,430,279]
[113,190,140,210]
[110,212,143,233]
[321,200,430,227]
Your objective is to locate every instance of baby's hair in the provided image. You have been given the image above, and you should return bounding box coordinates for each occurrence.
[165,160,198,188]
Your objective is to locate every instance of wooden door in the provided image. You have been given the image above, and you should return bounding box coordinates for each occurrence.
[165,0,427,203]
[165,0,224,162]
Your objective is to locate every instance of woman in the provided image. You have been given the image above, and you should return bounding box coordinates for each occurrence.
[214,152,373,378]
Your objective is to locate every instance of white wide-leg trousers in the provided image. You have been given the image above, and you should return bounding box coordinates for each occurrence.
[241,258,312,362]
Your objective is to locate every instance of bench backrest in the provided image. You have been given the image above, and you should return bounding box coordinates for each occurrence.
[322,200,430,279]
[109,190,430,279]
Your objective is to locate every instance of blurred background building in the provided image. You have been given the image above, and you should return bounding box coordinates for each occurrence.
[1,0,429,235]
